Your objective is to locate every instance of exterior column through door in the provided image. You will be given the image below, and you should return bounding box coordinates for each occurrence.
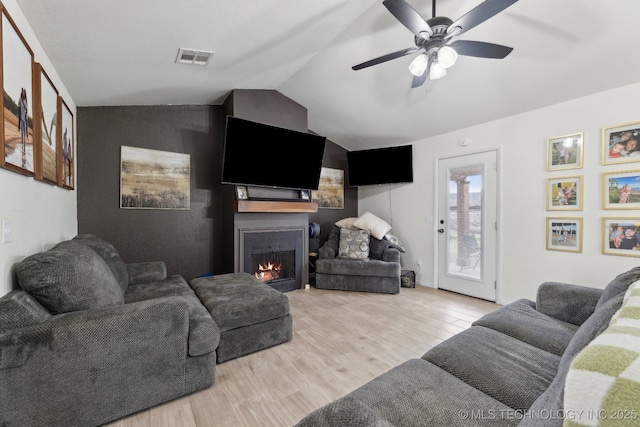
[456,178,470,267]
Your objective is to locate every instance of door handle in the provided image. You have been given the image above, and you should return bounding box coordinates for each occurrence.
[438,228,445,233]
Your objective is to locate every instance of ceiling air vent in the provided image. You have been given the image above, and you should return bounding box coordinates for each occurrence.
[176,48,213,66]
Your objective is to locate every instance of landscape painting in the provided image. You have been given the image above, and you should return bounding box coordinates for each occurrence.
[603,170,640,209]
[60,100,74,188]
[38,66,59,184]
[2,10,35,176]
[120,146,190,210]
[312,167,344,209]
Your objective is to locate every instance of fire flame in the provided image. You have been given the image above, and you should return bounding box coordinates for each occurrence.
[254,262,282,282]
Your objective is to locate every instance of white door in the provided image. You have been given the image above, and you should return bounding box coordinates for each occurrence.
[437,151,498,301]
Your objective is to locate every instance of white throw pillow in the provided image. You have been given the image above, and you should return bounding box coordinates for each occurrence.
[353,212,391,240]
[335,217,358,229]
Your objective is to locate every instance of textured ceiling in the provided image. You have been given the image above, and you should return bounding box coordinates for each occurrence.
[16,0,640,150]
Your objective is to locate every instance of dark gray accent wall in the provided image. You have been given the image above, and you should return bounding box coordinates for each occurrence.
[77,91,356,282]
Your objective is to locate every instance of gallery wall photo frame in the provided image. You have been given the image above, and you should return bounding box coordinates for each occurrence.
[546,132,583,171]
[546,175,583,211]
[603,170,640,210]
[34,63,59,185]
[120,145,191,210]
[602,121,640,165]
[603,217,640,257]
[1,5,36,177]
[546,217,582,253]
[58,98,74,189]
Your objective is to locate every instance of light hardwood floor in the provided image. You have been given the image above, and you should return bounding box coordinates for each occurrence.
[105,285,500,427]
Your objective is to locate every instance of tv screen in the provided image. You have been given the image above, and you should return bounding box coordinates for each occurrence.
[222,116,326,190]
[347,145,413,186]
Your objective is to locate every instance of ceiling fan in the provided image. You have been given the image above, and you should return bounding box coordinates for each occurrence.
[353,0,519,88]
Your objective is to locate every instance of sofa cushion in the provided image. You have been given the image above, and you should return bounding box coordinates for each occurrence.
[596,266,640,309]
[315,258,400,278]
[423,326,561,411]
[473,299,579,356]
[17,240,124,314]
[0,290,51,329]
[338,228,370,260]
[73,234,129,292]
[368,236,391,260]
[353,212,392,240]
[125,275,220,356]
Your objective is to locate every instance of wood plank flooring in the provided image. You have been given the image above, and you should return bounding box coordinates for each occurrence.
[105,286,500,427]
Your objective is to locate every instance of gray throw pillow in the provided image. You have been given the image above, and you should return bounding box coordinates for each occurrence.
[338,228,370,260]
[17,240,124,314]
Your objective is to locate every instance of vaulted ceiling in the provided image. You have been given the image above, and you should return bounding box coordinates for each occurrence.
[16,0,640,150]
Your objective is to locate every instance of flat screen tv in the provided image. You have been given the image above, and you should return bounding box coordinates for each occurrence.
[347,145,413,186]
[222,116,326,190]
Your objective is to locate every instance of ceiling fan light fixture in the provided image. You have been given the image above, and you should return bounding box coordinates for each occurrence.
[438,46,458,69]
[429,60,447,80]
[408,54,429,76]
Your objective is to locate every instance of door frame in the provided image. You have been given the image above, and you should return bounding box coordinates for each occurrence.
[432,147,503,302]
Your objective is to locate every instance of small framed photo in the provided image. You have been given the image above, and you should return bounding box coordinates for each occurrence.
[546,133,583,171]
[300,190,310,200]
[235,185,248,200]
[602,121,640,165]
[546,176,582,211]
[546,217,582,253]
[603,170,640,210]
[603,217,640,256]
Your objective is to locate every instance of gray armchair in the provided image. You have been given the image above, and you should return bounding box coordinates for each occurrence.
[314,226,401,294]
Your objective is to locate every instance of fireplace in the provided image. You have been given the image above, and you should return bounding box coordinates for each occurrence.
[244,230,301,292]
[232,212,309,292]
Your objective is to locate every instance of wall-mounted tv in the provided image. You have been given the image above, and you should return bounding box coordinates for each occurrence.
[347,145,413,186]
[222,116,326,190]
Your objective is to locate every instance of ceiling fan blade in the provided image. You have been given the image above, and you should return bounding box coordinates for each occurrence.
[411,55,431,88]
[352,47,420,70]
[450,40,513,59]
[383,0,432,38]
[447,0,519,37]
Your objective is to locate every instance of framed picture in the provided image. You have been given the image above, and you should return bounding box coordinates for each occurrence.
[546,217,582,253]
[603,170,640,210]
[1,8,35,176]
[59,99,74,189]
[546,175,582,211]
[602,121,640,165]
[312,167,344,209]
[546,133,583,171]
[236,185,248,200]
[34,63,59,185]
[120,146,190,210]
[300,190,310,200]
[603,217,640,256]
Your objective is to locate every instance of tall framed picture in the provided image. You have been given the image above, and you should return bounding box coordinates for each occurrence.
[34,63,59,185]
[603,170,640,210]
[546,175,583,211]
[546,133,583,171]
[603,217,640,257]
[59,99,74,189]
[312,167,344,209]
[602,121,640,165]
[1,7,35,176]
[546,217,582,253]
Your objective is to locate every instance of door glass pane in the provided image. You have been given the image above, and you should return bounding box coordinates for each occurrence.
[447,165,482,280]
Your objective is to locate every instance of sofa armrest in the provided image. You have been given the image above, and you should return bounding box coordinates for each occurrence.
[126,261,167,284]
[536,282,603,326]
[318,245,336,259]
[0,296,190,426]
[382,247,401,263]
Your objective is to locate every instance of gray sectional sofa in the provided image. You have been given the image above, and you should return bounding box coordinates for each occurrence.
[296,266,640,426]
[0,235,220,427]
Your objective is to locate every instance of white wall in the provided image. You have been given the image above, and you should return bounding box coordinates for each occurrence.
[359,82,640,304]
[0,0,76,296]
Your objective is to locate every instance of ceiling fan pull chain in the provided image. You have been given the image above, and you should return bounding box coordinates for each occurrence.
[432,0,436,18]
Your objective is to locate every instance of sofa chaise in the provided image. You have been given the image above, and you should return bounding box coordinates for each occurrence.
[0,234,220,427]
[295,266,640,426]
